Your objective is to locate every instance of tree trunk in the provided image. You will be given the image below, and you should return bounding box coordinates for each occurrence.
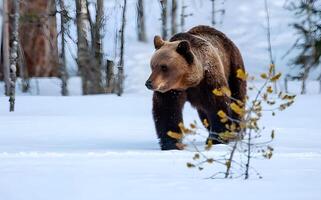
[318,74,321,94]
[76,0,103,95]
[301,67,310,94]
[18,39,29,92]
[94,0,104,67]
[160,0,167,40]
[58,0,68,96]
[8,0,19,111]
[19,0,59,77]
[284,75,289,93]
[117,0,127,96]
[211,0,215,26]
[136,0,147,42]
[2,0,10,95]
[106,59,115,93]
[171,0,177,35]
[180,0,185,32]
[76,0,89,94]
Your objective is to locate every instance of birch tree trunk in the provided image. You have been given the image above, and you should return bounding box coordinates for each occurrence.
[8,0,19,111]
[117,0,127,96]
[76,0,103,95]
[2,0,10,95]
[171,0,177,35]
[136,0,147,42]
[160,0,167,40]
[58,0,68,96]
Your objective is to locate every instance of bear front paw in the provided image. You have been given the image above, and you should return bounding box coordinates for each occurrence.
[206,134,228,145]
[160,141,185,150]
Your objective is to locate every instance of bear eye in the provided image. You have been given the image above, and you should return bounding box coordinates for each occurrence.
[160,65,168,72]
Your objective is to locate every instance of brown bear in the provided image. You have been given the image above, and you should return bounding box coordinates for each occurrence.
[146,25,246,150]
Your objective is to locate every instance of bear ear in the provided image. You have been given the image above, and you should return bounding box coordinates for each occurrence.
[154,35,165,50]
[176,40,194,64]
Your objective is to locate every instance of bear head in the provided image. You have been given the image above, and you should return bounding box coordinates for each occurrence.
[146,35,203,93]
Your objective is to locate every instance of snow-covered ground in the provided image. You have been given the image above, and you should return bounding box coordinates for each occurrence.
[0,85,321,200]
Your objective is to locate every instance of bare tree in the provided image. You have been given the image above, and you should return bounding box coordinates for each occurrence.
[76,0,103,95]
[58,0,69,96]
[106,59,115,93]
[171,0,177,35]
[285,0,321,94]
[160,0,168,39]
[264,0,277,93]
[116,0,127,96]
[211,0,216,26]
[136,0,147,42]
[301,1,313,94]
[180,0,192,32]
[210,0,226,26]
[94,0,104,67]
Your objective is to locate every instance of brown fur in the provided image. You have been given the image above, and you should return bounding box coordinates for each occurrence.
[19,0,59,77]
[147,25,246,150]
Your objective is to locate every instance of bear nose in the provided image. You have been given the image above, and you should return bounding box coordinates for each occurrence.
[145,80,153,90]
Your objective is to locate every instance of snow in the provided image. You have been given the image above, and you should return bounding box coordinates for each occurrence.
[0,0,321,199]
[0,91,321,200]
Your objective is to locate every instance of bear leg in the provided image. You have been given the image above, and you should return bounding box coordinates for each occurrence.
[197,109,210,131]
[152,91,186,150]
[206,95,232,144]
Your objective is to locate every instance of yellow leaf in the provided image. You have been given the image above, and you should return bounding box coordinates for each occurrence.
[213,87,231,97]
[217,110,227,118]
[203,119,209,128]
[190,123,196,129]
[260,73,268,79]
[167,131,183,140]
[178,122,192,134]
[267,86,273,93]
[270,73,282,82]
[220,118,228,123]
[225,160,231,168]
[213,88,223,96]
[219,131,237,141]
[269,64,275,74]
[236,100,245,107]
[186,162,195,168]
[236,69,247,81]
[221,87,231,97]
[205,139,212,151]
[230,102,244,116]
[229,123,237,131]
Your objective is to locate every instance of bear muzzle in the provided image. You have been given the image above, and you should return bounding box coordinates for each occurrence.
[145,80,154,90]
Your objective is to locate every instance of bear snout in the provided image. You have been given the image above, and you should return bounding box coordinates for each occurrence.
[145,80,153,90]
